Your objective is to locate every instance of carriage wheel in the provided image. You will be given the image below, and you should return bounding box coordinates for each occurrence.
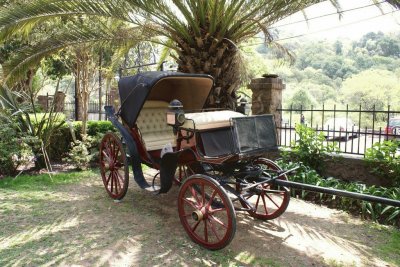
[178,175,236,250]
[99,133,129,200]
[240,158,290,220]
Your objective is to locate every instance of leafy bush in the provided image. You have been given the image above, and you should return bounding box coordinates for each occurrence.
[64,136,94,170]
[47,121,115,161]
[87,121,115,136]
[281,124,338,172]
[47,124,75,161]
[279,160,400,226]
[0,114,35,176]
[365,140,400,186]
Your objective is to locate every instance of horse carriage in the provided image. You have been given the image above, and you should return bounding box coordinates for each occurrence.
[100,71,400,250]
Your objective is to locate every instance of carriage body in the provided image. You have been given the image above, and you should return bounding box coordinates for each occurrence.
[100,71,290,249]
[100,71,400,250]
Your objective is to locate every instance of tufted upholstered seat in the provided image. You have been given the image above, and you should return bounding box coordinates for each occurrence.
[182,110,245,130]
[136,100,176,151]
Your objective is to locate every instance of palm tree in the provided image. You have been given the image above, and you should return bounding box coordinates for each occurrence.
[1,0,399,108]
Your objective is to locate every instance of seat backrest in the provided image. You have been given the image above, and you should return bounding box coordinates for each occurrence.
[136,101,170,134]
[136,100,175,151]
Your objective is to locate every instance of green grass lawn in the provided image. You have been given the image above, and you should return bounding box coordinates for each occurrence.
[1,170,399,267]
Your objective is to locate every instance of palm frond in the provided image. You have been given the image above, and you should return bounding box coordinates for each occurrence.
[2,25,148,85]
[0,0,136,42]
[0,64,3,84]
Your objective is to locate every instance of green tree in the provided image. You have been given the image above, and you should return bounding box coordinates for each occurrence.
[287,88,316,111]
[341,69,400,110]
[334,40,343,55]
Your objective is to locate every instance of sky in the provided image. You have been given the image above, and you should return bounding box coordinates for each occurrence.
[271,0,400,41]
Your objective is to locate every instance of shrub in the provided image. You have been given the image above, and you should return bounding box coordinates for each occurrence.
[278,160,400,226]
[281,124,339,172]
[87,121,115,136]
[48,124,75,161]
[47,121,116,162]
[64,136,94,170]
[365,140,400,186]
[0,115,35,176]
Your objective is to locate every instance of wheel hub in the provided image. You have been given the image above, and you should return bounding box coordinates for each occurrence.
[192,210,204,221]
[109,160,115,170]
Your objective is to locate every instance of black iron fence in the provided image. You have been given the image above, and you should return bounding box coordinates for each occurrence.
[64,101,110,121]
[277,105,400,156]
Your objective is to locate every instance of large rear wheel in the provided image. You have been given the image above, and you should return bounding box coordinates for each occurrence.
[178,175,236,250]
[99,133,129,200]
[240,158,290,220]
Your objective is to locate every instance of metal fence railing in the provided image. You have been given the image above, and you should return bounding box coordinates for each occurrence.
[64,101,110,121]
[277,105,400,156]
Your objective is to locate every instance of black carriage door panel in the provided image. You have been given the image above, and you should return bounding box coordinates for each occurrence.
[232,115,278,153]
[199,128,235,157]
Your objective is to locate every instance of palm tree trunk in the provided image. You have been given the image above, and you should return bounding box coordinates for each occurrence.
[175,37,241,110]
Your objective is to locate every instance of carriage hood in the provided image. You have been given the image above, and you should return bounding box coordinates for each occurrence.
[118,71,214,128]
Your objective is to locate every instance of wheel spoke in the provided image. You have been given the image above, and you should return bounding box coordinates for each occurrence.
[209,215,227,229]
[191,220,201,232]
[105,172,112,187]
[105,142,113,161]
[102,150,111,164]
[254,193,261,211]
[109,140,115,159]
[190,186,201,206]
[205,190,217,209]
[201,183,205,205]
[110,172,114,193]
[183,198,198,209]
[113,173,119,194]
[265,193,281,209]
[207,219,221,241]
[114,172,122,193]
[261,193,269,215]
[208,207,225,214]
[204,220,208,243]
[116,170,125,186]
[113,145,120,164]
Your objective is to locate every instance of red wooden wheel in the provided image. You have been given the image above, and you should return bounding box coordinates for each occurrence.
[178,175,236,250]
[99,133,129,200]
[240,158,290,220]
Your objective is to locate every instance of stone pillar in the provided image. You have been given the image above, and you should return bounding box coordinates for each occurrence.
[248,74,285,129]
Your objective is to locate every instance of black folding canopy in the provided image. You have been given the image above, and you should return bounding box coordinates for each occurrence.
[118,71,214,128]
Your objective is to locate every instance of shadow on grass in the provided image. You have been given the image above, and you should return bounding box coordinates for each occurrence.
[0,172,397,267]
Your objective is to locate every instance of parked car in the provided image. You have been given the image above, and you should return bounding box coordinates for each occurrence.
[385,116,400,140]
[322,117,358,141]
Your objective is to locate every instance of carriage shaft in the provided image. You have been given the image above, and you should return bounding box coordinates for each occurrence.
[274,180,400,208]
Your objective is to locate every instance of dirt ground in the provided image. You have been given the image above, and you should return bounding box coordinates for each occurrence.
[1,169,399,267]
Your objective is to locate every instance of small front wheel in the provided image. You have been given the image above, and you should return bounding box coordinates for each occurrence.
[99,133,129,200]
[240,158,290,220]
[178,175,236,250]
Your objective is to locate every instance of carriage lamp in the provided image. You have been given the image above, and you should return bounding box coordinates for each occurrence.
[167,99,186,128]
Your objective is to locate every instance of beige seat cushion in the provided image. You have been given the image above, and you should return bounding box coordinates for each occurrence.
[182,110,245,130]
[136,101,176,151]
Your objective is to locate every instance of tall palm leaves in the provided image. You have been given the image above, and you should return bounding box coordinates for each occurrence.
[1,0,400,107]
